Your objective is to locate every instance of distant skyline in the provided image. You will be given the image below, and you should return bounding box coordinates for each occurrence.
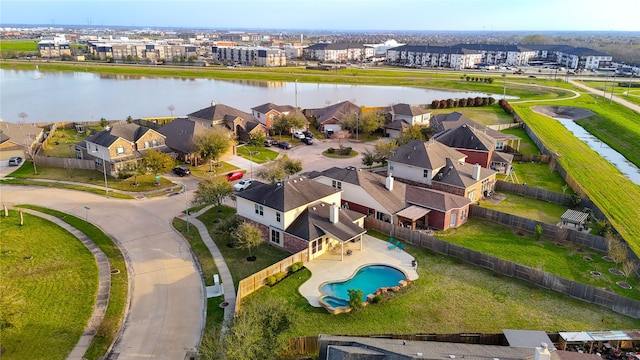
[1,0,639,32]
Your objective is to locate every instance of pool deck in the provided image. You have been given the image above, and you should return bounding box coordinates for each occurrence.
[299,235,419,307]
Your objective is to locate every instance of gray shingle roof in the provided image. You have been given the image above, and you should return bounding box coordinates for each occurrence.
[235,177,339,212]
[157,118,209,154]
[388,139,467,170]
[86,123,156,147]
[251,102,297,115]
[384,119,411,131]
[433,158,496,189]
[0,122,44,147]
[286,203,366,242]
[187,103,257,123]
[388,103,429,117]
[433,124,496,151]
[307,167,360,185]
[431,112,519,141]
[405,185,471,212]
[313,100,360,125]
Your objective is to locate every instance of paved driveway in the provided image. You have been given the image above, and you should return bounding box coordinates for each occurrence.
[0,186,204,360]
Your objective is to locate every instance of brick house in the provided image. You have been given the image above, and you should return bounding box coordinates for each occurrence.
[235,177,366,261]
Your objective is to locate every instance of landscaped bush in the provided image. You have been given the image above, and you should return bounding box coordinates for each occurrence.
[371,294,383,304]
[327,147,335,154]
[266,275,277,286]
[429,96,496,109]
[340,147,352,155]
[289,261,304,273]
[275,272,287,282]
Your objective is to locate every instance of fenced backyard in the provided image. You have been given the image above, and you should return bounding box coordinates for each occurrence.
[364,217,640,318]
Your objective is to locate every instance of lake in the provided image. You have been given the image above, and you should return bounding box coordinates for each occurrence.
[0,68,513,123]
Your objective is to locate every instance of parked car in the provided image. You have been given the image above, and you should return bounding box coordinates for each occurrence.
[292,131,306,139]
[301,137,313,145]
[233,178,255,191]
[264,138,276,147]
[513,70,523,75]
[8,157,22,166]
[226,171,244,181]
[173,166,190,176]
[278,141,292,149]
[528,75,537,78]
[302,130,314,138]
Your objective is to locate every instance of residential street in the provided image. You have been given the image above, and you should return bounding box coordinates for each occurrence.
[0,185,204,360]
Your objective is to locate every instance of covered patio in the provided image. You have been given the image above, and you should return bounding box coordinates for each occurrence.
[395,205,430,230]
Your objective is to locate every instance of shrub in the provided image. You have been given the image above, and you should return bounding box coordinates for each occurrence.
[348,289,364,312]
[371,294,383,304]
[341,147,352,155]
[289,261,304,273]
[266,275,277,286]
[275,272,287,282]
[327,147,335,154]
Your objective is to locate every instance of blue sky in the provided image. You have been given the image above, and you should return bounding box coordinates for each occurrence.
[1,0,639,31]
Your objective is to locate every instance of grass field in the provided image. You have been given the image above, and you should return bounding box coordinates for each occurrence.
[435,218,640,300]
[578,80,640,107]
[242,240,640,338]
[236,145,279,164]
[477,192,568,224]
[0,40,39,52]
[430,105,515,126]
[514,95,640,256]
[0,211,98,360]
[500,127,541,155]
[497,162,567,193]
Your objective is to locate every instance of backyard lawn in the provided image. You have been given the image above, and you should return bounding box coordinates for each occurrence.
[500,127,540,155]
[242,240,640,339]
[42,128,92,158]
[477,191,568,224]
[0,211,98,360]
[430,105,515,126]
[497,161,567,193]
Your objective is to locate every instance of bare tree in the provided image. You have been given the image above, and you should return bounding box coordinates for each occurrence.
[167,105,175,116]
[606,233,628,265]
[621,260,638,278]
[18,112,28,124]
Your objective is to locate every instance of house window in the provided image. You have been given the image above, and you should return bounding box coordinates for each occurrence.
[450,213,457,227]
[116,147,125,154]
[270,229,281,245]
[496,141,504,150]
[152,139,158,146]
[144,141,150,149]
[276,212,281,223]
[468,190,476,201]
[376,212,391,223]
[389,163,394,171]
[461,209,467,220]
[255,204,264,216]
[332,180,342,189]
[423,169,429,178]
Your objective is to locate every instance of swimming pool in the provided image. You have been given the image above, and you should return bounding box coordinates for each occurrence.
[320,264,407,302]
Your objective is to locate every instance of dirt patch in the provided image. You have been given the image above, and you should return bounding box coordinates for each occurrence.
[616,281,632,290]
[531,105,596,120]
[485,193,507,204]
[609,268,624,276]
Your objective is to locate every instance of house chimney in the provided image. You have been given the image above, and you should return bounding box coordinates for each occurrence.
[329,203,339,224]
[211,100,216,106]
[386,173,394,191]
[534,343,551,360]
[472,163,481,180]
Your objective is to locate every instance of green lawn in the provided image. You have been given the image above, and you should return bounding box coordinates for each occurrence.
[0,40,39,52]
[477,192,568,224]
[236,145,279,164]
[6,162,176,194]
[18,206,129,360]
[430,105,515,126]
[500,127,541,155]
[498,161,568,194]
[0,211,98,360]
[196,206,291,288]
[189,161,241,180]
[243,241,640,338]
[578,80,640,107]
[435,218,640,300]
[42,128,90,158]
[513,95,640,256]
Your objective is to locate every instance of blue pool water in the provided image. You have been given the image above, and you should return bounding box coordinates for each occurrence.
[322,296,350,308]
[320,264,406,302]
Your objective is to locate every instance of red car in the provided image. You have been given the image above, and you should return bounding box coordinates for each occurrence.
[226,171,244,181]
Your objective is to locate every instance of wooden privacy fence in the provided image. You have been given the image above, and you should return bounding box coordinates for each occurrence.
[364,217,640,319]
[235,250,309,313]
[495,180,571,205]
[33,155,96,170]
[511,153,551,163]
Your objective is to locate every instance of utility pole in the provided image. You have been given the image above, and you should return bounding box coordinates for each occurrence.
[295,79,298,109]
[610,74,616,104]
[502,71,507,100]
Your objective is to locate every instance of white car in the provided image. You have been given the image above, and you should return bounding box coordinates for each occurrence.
[292,131,306,139]
[233,178,255,191]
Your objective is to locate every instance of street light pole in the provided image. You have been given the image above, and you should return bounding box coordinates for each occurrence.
[92,149,109,195]
[183,183,190,232]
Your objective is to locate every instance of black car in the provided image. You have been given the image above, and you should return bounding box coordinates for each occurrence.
[278,141,292,149]
[173,166,191,176]
[301,137,313,145]
[302,130,314,138]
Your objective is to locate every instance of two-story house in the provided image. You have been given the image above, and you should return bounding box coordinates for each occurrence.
[308,166,471,230]
[383,103,431,138]
[250,103,307,130]
[433,123,514,174]
[387,139,497,201]
[235,177,366,261]
[187,102,268,142]
[157,117,211,165]
[80,123,168,177]
[431,112,521,153]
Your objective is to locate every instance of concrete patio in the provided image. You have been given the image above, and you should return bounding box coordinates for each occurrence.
[299,235,419,307]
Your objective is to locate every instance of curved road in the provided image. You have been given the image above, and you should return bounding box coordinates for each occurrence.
[568,79,640,113]
[0,185,204,360]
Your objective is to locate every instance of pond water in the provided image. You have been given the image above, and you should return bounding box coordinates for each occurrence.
[0,68,516,123]
[553,117,640,185]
